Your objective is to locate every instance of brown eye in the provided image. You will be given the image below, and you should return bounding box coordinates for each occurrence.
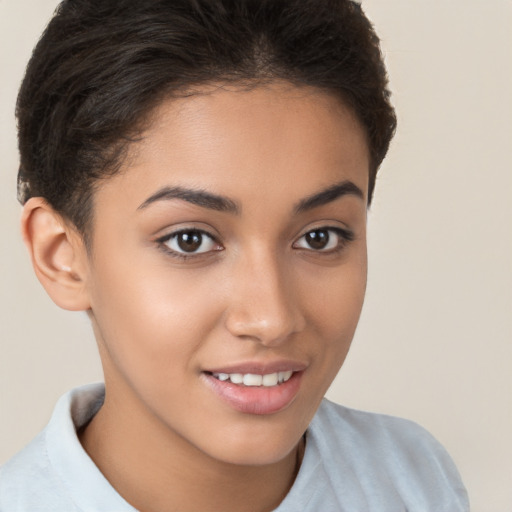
[176,231,202,252]
[304,229,330,250]
[293,227,353,252]
[162,229,218,254]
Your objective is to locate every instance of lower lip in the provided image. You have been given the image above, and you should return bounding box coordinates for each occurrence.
[201,372,303,415]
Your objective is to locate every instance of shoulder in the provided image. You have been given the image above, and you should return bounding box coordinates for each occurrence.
[0,430,78,511]
[308,399,469,510]
[313,397,446,451]
[0,384,106,512]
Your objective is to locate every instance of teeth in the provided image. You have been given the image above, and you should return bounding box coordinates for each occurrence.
[212,371,294,387]
[243,374,262,386]
[229,373,244,384]
[262,373,279,387]
[279,371,293,383]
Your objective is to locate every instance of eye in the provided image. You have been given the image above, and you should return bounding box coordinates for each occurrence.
[158,229,221,256]
[293,227,353,252]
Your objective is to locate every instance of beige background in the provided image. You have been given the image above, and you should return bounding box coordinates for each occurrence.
[1,1,511,510]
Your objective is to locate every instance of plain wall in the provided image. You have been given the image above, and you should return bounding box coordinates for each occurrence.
[1,1,511,511]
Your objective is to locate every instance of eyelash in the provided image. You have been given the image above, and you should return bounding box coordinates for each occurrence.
[156,229,222,261]
[293,227,355,254]
[156,226,354,261]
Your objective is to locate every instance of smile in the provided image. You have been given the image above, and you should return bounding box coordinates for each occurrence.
[202,369,304,415]
[211,371,293,387]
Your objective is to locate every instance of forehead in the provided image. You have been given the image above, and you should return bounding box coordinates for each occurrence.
[93,82,370,217]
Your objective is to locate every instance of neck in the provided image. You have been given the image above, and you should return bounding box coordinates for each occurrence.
[79,382,305,512]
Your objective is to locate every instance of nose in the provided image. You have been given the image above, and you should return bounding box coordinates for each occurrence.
[224,249,306,347]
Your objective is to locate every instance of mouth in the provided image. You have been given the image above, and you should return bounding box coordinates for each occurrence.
[201,367,304,415]
[207,370,294,387]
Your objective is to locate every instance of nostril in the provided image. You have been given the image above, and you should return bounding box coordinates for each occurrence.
[224,311,305,347]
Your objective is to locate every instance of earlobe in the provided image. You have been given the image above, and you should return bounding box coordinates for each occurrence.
[21,197,91,311]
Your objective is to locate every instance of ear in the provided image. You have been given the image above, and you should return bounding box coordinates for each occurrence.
[21,197,91,311]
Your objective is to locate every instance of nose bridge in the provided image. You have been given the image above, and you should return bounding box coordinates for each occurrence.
[225,245,304,345]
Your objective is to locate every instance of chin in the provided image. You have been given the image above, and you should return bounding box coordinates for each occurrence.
[199,421,304,468]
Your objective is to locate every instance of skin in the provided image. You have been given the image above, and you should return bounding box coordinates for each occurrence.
[24,82,370,512]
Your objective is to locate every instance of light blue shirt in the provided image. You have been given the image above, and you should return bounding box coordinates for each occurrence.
[0,383,469,511]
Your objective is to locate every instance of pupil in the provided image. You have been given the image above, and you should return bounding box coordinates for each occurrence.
[177,231,202,252]
[306,230,329,250]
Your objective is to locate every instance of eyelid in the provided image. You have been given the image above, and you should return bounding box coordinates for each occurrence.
[151,220,221,238]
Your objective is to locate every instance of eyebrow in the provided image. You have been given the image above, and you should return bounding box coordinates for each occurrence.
[137,186,240,214]
[138,179,364,215]
[294,180,365,213]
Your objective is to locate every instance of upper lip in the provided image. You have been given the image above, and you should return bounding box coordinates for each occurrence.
[204,360,308,375]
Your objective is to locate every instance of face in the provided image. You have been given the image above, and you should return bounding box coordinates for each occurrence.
[84,82,369,466]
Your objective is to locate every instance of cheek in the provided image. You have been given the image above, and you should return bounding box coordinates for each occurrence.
[88,252,225,382]
[301,249,367,361]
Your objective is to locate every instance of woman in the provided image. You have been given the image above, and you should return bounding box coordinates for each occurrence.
[0,0,468,510]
